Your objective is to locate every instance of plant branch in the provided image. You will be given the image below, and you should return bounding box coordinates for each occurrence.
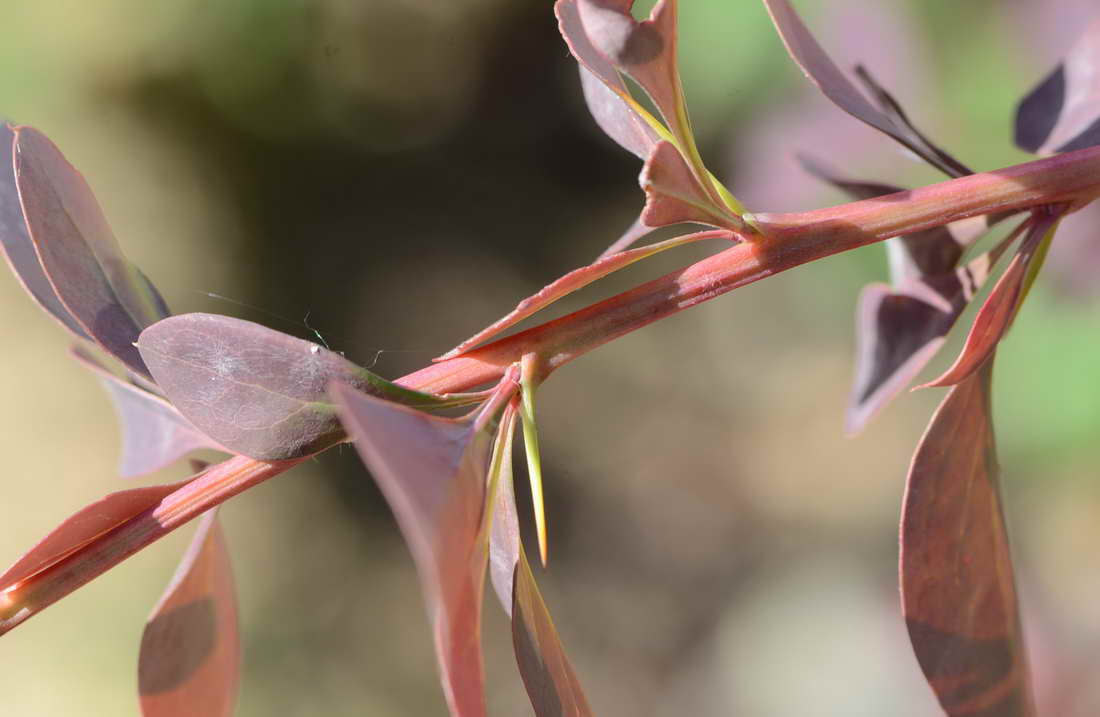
[6,143,1100,636]
[404,144,1100,392]
[0,455,301,635]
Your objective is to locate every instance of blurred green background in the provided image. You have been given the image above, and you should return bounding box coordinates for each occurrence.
[3,0,1100,714]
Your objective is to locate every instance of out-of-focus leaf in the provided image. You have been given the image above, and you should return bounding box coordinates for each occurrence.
[579,65,659,161]
[901,359,1035,717]
[14,126,169,378]
[762,0,969,177]
[71,348,222,478]
[0,124,89,339]
[512,548,594,717]
[796,156,1020,433]
[852,65,973,177]
[640,141,743,230]
[330,382,509,717]
[847,242,1010,434]
[139,509,239,717]
[921,213,1060,389]
[0,478,193,593]
[1015,17,1100,155]
[438,230,723,360]
[138,313,453,461]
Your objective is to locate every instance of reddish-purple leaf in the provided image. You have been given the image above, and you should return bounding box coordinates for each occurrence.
[512,548,593,717]
[330,383,505,717]
[640,141,742,230]
[71,348,222,478]
[1016,17,1100,155]
[572,0,687,150]
[0,478,193,593]
[14,126,169,378]
[138,313,447,461]
[921,213,1060,389]
[556,0,635,107]
[901,359,1035,716]
[0,124,89,339]
[579,65,659,161]
[762,0,969,177]
[852,65,972,177]
[139,509,239,717]
[438,229,724,360]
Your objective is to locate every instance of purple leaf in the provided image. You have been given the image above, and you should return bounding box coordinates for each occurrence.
[438,229,724,360]
[14,126,169,378]
[139,509,239,717]
[71,348,222,478]
[330,383,514,717]
[138,313,449,461]
[762,0,969,177]
[0,124,89,340]
[512,548,593,717]
[921,212,1061,389]
[1015,17,1100,154]
[0,478,193,593]
[901,359,1036,716]
[579,65,659,161]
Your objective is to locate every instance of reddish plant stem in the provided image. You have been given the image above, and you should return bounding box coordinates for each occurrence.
[0,455,300,635]
[6,144,1100,635]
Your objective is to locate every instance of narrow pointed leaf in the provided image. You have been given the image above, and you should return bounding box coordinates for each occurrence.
[762,0,968,177]
[0,124,89,339]
[1015,17,1100,154]
[330,383,501,717]
[437,230,723,360]
[641,141,743,230]
[901,360,1035,716]
[139,509,239,717]
[14,126,169,378]
[138,313,453,461]
[0,478,194,593]
[512,548,594,717]
[71,348,222,478]
[921,214,1060,389]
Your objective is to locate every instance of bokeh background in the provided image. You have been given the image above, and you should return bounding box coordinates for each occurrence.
[3,0,1100,714]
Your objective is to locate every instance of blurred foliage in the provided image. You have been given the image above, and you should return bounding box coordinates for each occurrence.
[2,0,1100,715]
